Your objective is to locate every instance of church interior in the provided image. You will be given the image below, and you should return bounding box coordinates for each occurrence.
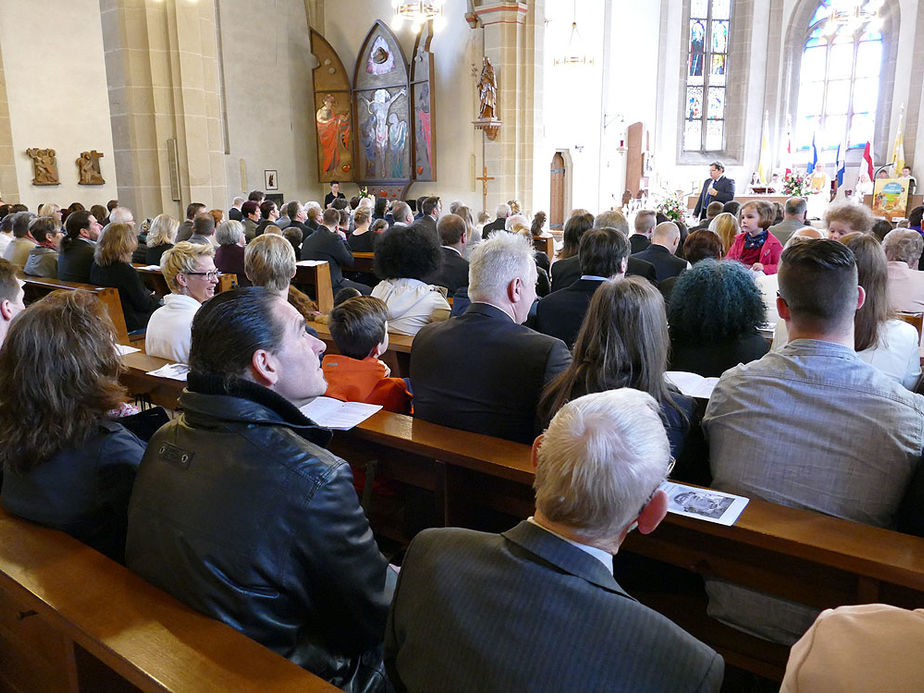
[2,1,924,692]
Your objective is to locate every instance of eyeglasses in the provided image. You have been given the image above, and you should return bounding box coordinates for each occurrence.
[638,456,676,517]
[185,270,221,281]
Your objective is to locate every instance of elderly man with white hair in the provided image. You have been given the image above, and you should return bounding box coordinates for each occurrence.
[883,228,924,314]
[385,388,724,692]
[481,202,510,238]
[410,232,571,444]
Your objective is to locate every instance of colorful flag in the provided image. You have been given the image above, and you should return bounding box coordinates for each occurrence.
[784,115,792,177]
[806,132,818,174]
[891,105,905,175]
[835,140,846,187]
[758,111,771,185]
[863,140,874,180]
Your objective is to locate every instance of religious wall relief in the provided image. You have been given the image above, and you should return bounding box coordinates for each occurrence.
[25,148,59,185]
[473,58,501,141]
[77,150,105,185]
[411,23,436,181]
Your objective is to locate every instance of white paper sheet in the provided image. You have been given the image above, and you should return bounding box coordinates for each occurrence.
[296,260,329,267]
[115,344,141,356]
[660,481,749,526]
[299,396,381,430]
[146,363,190,381]
[139,264,162,271]
[665,371,719,399]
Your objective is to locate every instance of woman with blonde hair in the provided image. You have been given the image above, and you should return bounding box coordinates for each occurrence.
[709,212,739,255]
[145,241,218,363]
[244,233,317,318]
[90,222,161,332]
[0,290,145,562]
[145,213,179,266]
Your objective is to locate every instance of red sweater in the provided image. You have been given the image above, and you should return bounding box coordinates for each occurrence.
[725,232,784,274]
[321,354,412,414]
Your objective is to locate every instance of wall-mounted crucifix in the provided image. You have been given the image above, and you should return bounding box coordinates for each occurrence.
[475,165,494,212]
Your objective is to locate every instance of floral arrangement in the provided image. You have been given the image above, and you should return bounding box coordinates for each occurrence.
[782,170,810,197]
[655,192,686,222]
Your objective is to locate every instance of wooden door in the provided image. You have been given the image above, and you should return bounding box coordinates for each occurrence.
[550,152,565,231]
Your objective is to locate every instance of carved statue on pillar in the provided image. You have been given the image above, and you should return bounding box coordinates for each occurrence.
[473,57,502,141]
[477,57,496,119]
[25,148,59,186]
[77,150,105,185]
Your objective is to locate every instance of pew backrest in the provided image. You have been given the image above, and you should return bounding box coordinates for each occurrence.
[22,276,130,345]
[0,507,337,692]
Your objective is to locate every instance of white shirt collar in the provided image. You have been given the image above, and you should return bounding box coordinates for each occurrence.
[579,275,608,282]
[527,517,613,575]
[443,245,463,257]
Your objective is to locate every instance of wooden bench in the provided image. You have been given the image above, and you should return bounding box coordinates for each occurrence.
[0,507,337,692]
[352,251,377,279]
[293,261,334,313]
[133,264,237,295]
[116,355,924,682]
[532,236,554,258]
[22,276,130,345]
[311,322,413,378]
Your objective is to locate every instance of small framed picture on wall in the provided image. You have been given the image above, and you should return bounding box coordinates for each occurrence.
[264,169,278,190]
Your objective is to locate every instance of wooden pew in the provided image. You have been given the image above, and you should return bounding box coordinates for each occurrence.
[352,251,377,279]
[0,507,337,692]
[22,276,130,345]
[532,236,554,258]
[134,264,237,295]
[117,355,924,682]
[293,261,334,313]
[311,322,413,378]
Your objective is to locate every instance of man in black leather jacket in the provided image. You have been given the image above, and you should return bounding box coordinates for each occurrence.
[126,287,394,692]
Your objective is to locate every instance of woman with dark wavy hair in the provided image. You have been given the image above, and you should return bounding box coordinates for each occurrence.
[371,225,450,335]
[540,277,697,461]
[668,259,769,376]
[0,290,145,562]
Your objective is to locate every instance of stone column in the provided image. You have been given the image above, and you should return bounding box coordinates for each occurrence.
[100,0,227,220]
[473,1,536,213]
[0,49,19,203]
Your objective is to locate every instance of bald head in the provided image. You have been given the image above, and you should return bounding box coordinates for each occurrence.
[784,227,823,248]
[652,222,680,251]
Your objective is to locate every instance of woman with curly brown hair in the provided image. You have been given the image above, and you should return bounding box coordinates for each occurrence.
[0,290,145,562]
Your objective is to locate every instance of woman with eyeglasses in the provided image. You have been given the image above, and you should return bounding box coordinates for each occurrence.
[539,277,701,473]
[0,290,145,563]
[145,241,219,363]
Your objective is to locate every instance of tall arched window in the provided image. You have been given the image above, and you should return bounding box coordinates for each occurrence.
[682,0,731,152]
[795,2,883,150]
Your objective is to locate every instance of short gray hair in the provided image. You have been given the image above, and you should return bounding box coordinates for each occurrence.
[534,389,670,540]
[468,231,535,303]
[109,207,134,225]
[216,219,245,246]
[594,210,629,235]
[652,221,679,243]
[232,196,246,206]
[634,210,657,235]
[883,229,924,265]
[495,203,511,219]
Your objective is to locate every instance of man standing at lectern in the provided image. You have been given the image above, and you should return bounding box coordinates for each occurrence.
[693,161,736,220]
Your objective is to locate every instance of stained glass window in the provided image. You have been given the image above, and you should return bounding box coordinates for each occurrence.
[683,0,731,152]
[795,1,882,151]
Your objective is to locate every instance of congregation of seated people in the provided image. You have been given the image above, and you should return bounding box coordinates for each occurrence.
[3,182,924,692]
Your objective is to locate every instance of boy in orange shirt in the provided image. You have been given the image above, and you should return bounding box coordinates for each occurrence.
[322,296,412,414]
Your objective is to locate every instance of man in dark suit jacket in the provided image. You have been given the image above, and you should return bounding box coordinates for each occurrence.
[228,197,245,222]
[534,227,627,347]
[551,247,655,291]
[300,208,370,295]
[693,161,736,220]
[411,233,571,445]
[386,389,724,693]
[410,196,441,245]
[481,202,510,239]
[425,214,469,297]
[632,221,688,283]
[58,210,102,283]
[629,209,656,254]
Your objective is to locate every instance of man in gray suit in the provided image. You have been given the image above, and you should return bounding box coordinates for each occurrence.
[385,389,724,693]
